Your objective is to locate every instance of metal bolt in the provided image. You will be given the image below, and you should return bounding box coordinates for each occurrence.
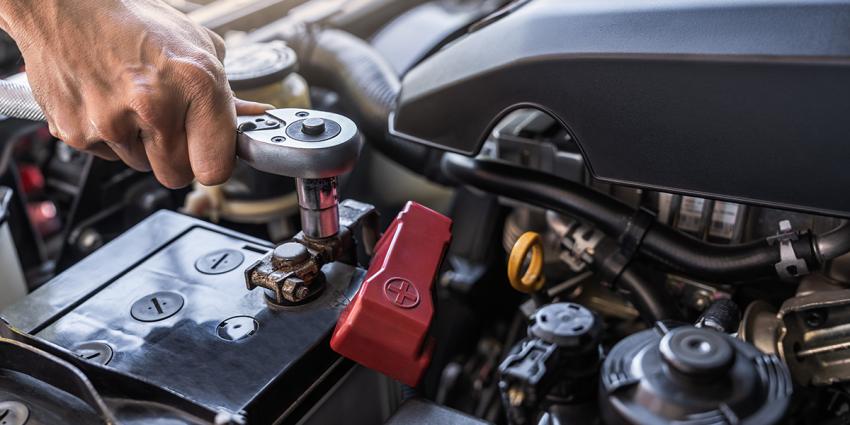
[295,111,309,117]
[271,136,286,143]
[804,309,828,328]
[300,118,326,136]
[692,291,712,312]
[273,242,309,266]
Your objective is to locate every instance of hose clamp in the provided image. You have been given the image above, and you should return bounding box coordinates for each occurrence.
[619,208,656,260]
[561,224,604,272]
[768,220,809,282]
[599,208,656,285]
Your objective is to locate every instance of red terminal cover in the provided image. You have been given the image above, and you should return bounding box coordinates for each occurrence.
[331,201,452,386]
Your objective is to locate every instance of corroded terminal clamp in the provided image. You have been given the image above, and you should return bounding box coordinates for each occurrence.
[244,241,322,304]
[244,200,379,306]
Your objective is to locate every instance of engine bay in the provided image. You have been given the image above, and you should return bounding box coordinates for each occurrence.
[2,1,850,424]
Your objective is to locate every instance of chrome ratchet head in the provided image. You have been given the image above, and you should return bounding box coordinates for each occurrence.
[236,108,362,179]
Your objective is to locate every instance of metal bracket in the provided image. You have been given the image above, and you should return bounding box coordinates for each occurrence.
[338,199,380,257]
[769,220,809,281]
[560,224,604,272]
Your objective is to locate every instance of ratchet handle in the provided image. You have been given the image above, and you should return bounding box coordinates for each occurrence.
[0,80,363,180]
[0,78,46,122]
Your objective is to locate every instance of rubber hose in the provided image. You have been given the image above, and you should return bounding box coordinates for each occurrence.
[816,221,850,262]
[279,28,436,175]
[640,226,779,280]
[617,267,678,322]
[440,154,844,282]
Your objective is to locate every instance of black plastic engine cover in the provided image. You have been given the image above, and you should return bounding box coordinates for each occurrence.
[391,0,850,217]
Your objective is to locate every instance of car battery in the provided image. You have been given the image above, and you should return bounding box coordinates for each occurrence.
[1,210,366,424]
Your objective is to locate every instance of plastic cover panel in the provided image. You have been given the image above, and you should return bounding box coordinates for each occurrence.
[391,0,850,217]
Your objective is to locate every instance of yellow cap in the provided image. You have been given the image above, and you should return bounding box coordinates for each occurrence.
[508,231,546,294]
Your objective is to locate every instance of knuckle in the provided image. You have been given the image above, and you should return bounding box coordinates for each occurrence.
[47,123,60,140]
[90,117,125,143]
[128,90,165,127]
[207,30,226,53]
[58,129,87,149]
[178,53,225,88]
[194,164,232,186]
[128,89,155,113]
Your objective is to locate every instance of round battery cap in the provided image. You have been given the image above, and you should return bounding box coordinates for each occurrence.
[225,41,297,90]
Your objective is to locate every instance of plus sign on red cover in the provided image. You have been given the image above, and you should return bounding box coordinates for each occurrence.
[330,201,452,386]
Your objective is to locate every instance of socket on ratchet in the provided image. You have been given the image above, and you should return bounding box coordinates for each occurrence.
[236,108,362,240]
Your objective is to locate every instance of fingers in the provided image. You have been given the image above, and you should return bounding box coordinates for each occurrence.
[104,136,152,171]
[88,108,151,172]
[205,28,226,62]
[128,81,194,188]
[48,84,245,188]
[19,0,256,189]
[149,95,271,188]
[86,142,120,161]
[47,105,130,165]
[141,128,193,189]
[184,69,237,186]
[42,55,252,188]
[234,97,275,115]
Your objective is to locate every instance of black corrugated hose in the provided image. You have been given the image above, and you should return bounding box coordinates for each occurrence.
[440,153,850,283]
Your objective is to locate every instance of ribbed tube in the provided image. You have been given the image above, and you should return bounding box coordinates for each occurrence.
[0,79,45,122]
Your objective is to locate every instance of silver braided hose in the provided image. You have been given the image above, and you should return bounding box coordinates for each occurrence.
[0,79,46,121]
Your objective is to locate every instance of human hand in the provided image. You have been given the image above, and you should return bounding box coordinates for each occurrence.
[0,0,272,188]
